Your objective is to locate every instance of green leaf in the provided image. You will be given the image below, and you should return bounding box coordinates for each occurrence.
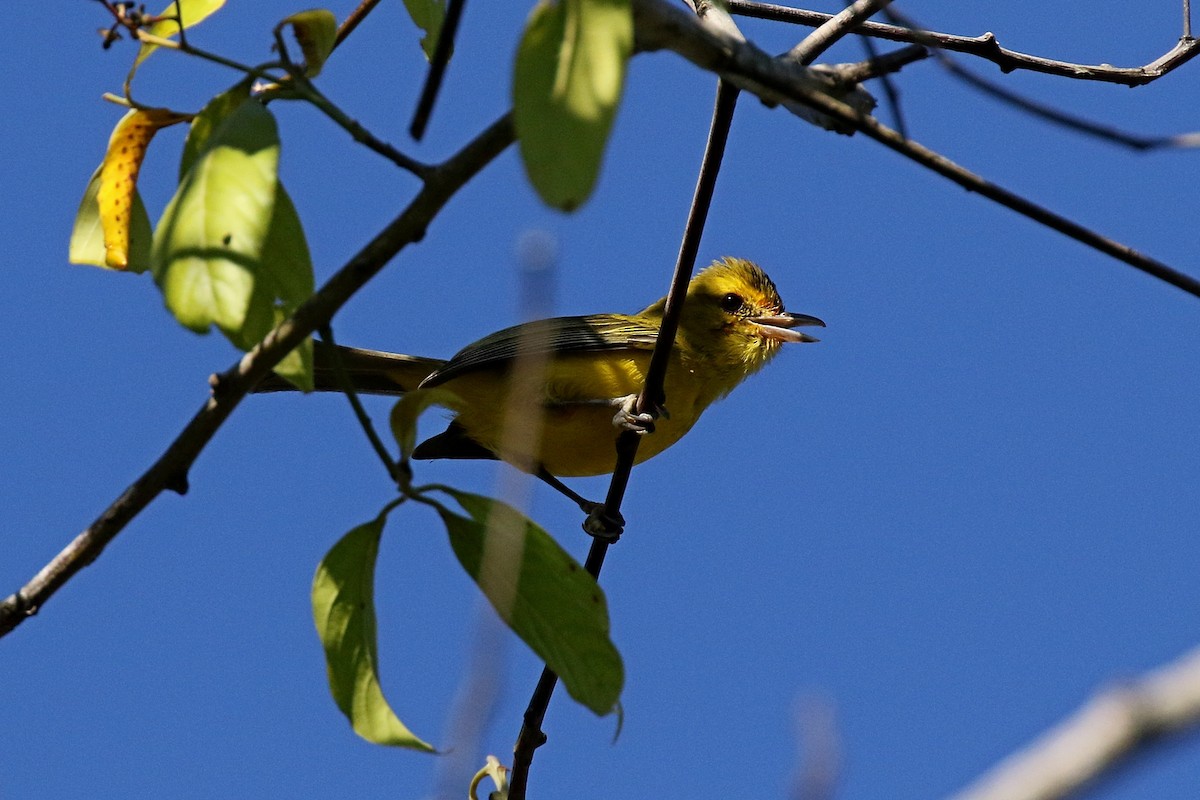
[69,165,153,273]
[513,0,632,211]
[151,99,280,335]
[179,81,253,181]
[135,0,227,68]
[278,9,338,77]
[432,489,623,714]
[259,186,314,307]
[402,0,446,61]
[312,511,435,751]
[234,186,315,390]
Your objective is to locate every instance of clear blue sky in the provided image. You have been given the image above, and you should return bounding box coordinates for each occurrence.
[5,3,1200,798]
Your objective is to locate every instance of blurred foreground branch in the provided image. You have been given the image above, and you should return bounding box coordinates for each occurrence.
[953,645,1200,800]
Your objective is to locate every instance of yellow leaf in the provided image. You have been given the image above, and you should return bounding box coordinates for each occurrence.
[97,108,189,269]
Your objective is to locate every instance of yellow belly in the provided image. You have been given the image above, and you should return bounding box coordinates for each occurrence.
[442,351,710,477]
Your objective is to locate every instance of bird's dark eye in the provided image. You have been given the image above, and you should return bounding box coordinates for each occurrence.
[719,292,744,313]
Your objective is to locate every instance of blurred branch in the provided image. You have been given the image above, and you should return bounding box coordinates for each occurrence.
[0,113,515,639]
[633,0,1200,300]
[952,645,1200,800]
[727,0,1200,86]
[791,695,841,800]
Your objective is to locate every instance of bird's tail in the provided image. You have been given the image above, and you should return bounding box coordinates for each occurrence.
[252,342,444,396]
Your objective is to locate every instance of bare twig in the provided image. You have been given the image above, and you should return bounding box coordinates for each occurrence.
[952,646,1200,800]
[334,0,383,49]
[633,0,1200,300]
[410,0,469,140]
[871,5,1200,151]
[287,75,433,177]
[825,44,928,85]
[728,0,1200,86]
[934,51,1200,151]
[0,113,515,639]
[787,0,891,66]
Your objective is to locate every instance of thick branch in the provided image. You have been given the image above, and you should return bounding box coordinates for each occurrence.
[952,646,1200,800]
[633,0,1200,300]
[728,0,1200,86]
[0,113,514,639]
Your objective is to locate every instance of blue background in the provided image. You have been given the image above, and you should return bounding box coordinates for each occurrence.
[4,2,1200,798]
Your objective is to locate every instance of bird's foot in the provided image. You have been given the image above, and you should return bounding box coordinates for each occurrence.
[611,394,668,435]
[581,502,625,542]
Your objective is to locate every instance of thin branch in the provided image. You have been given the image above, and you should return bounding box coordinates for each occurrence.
[0,113,515,639]
[318,326,402,483]
[507,77,741,800]
[410,0,469,140]
[934,51,1200,151]
[825,44,928,85]
[633,0,1200,300]
[787,0,892,66]
[288,76,433,177]
[728,0,1200,86]
[871,5,1200,151]
[334,0,383,49]
[952,645,1200,800]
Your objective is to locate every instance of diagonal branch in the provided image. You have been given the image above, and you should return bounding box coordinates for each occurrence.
[933,51,1200,151]
[507,77,742,800]
[633,0,1200,300]
[728,0,1200,86]
[410,0,469,140]
[786,0,892,66]
[951,645,1200,800]
[0,113,515,639]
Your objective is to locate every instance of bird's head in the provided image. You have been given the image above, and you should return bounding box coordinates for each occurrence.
[674,257,824,370]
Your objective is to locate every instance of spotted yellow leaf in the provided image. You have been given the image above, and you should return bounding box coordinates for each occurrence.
[97,107,190,269]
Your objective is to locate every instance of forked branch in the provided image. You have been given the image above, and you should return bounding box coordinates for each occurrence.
[728,0,1200,86]
[633,0,1200,300]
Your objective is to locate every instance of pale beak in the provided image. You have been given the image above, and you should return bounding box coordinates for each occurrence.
[750,312,826,343]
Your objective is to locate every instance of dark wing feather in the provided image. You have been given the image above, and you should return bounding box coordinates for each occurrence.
[419,314,659,388]
[412,421,499,461]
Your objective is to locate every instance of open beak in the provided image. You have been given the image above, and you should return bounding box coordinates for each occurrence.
[750,312,826,343]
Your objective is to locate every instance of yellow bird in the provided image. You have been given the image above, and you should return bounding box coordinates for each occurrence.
[257,257,822,520]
